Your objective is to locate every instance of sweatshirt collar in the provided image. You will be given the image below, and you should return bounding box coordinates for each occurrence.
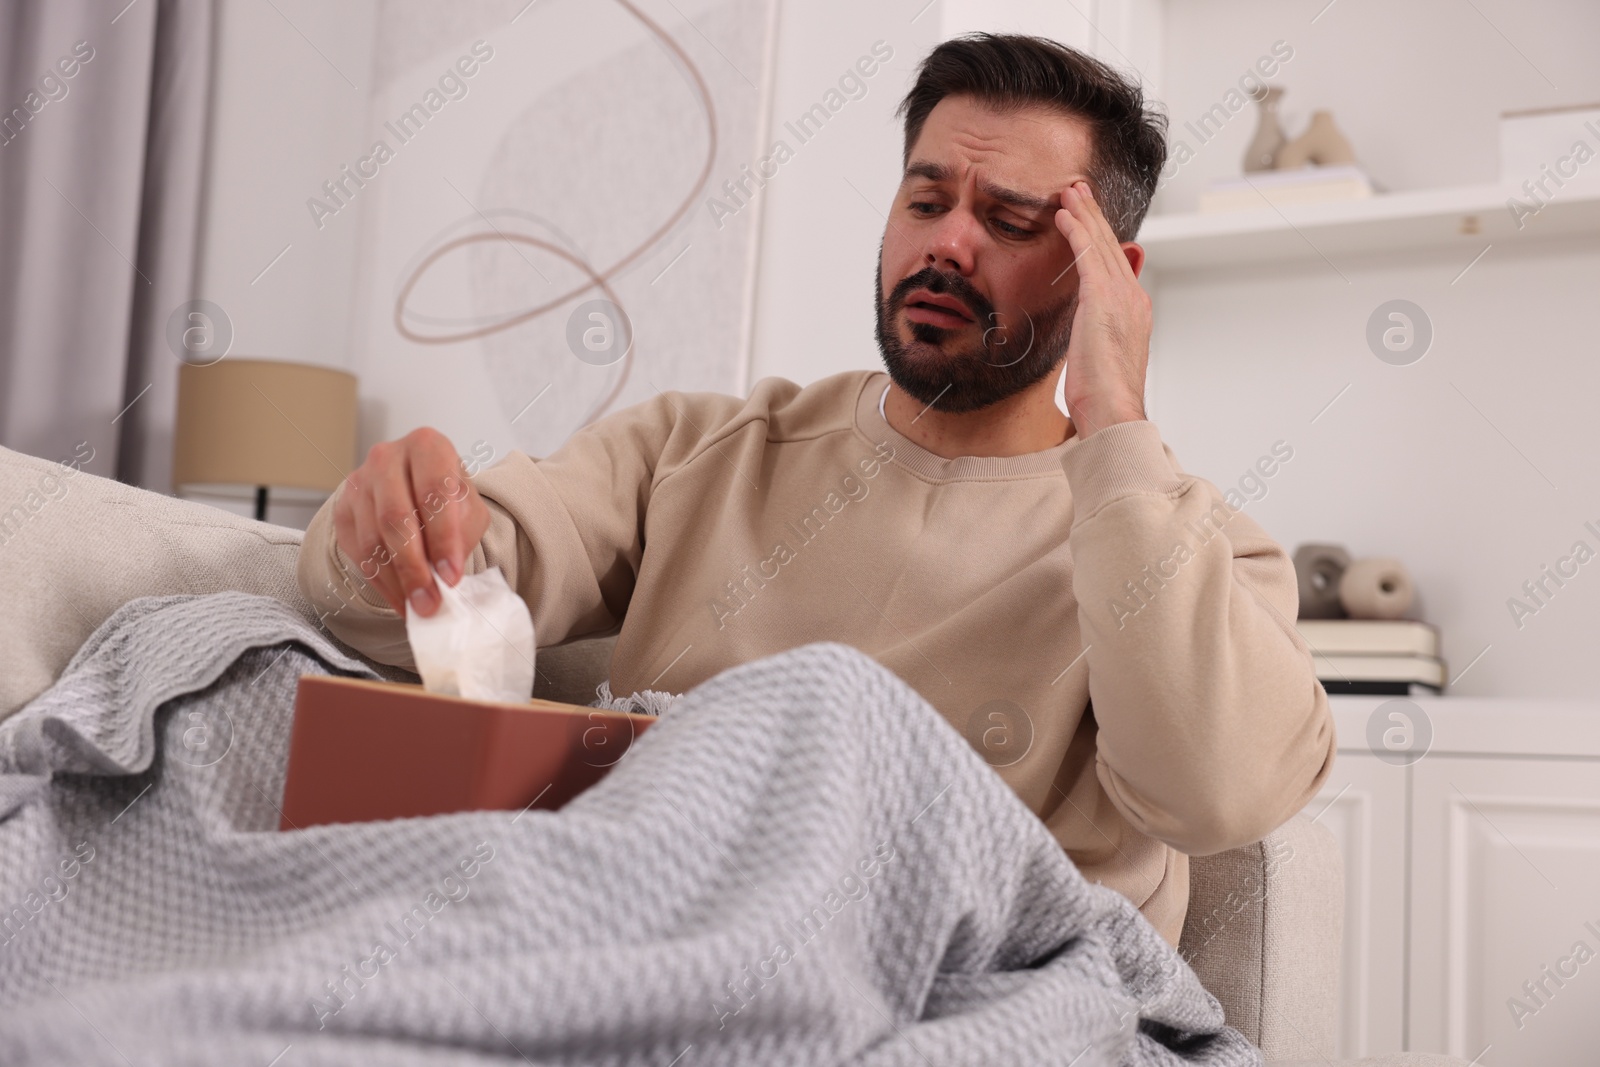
[854,371,1082,482]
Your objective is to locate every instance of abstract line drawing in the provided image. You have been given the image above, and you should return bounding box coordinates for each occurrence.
[390,0,722,431]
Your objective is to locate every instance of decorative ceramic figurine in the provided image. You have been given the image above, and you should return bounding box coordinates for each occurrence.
[1293,543,1351,619]
[1242,85,1287,173]
[1274,109,1358,169]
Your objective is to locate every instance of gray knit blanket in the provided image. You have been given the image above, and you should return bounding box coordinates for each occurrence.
[0,592,1262,1066]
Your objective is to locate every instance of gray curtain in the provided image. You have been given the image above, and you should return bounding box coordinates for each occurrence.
[0,0,215,489]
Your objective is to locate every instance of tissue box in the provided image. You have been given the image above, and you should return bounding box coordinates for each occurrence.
[279,675,655,830]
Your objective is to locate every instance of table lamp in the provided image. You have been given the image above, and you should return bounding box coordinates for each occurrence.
[172,359,358,521]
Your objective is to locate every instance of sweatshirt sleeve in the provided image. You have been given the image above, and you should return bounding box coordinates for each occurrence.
[295,389,701,673]
[1060,420,1337,857]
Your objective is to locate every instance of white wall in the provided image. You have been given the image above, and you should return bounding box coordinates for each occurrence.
[744,1,943,387]
[197,0,378,366]
[1146,0,1600,698]
[190,0,379,527]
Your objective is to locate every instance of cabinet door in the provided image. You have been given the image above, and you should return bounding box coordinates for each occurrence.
[1410,758,1600,1064]
[1303,751,1408,1058]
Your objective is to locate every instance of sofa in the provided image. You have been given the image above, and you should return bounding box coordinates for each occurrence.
[0,445,1466,1066]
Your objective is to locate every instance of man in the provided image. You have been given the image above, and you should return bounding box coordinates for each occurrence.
[297,33,1335,947]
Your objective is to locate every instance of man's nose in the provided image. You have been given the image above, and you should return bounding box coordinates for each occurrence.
[921,209,980,275]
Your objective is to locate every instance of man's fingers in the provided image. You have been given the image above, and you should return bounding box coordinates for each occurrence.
[348,479,406,614]
[333,478,399,611]
[329,428,491,618]
[1072,182,1152,341]
[1055,190,1113,290]
[372,452,438,617]
[1078,182,1139,283]
[1069,181,1138,285]
[1057,183,1138,301]
[410,435,471,586]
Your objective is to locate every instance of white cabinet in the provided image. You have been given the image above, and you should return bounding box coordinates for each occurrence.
[1305,697,1600,1064]
[1410,758,1600,1065]
[1307,750,1407,1058]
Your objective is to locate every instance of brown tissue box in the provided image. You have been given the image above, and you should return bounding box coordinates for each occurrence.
[279,675,655,830]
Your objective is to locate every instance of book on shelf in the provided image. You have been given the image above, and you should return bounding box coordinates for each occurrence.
[1320,679,1441,697]
[1312,651,1446,697]
[1295,618,1440,658]
[1198,164,1375,214]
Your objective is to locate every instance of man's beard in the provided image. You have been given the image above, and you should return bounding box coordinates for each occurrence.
[873,249,1076,415]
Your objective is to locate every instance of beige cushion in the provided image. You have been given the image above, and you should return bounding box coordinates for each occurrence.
[0,445,410,720]
[533,633,618,704]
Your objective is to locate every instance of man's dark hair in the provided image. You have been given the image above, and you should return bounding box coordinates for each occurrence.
[894,33,1168,242]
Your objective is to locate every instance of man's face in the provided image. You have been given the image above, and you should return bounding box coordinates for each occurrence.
[875,95,1096,414]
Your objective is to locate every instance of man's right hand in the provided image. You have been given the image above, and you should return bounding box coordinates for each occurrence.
[331,427,490,618]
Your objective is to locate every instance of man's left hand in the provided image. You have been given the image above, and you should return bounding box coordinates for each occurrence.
[1053,179,1151,437]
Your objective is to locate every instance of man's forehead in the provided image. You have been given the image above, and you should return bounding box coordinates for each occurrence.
[902,159,1060,212]
[902,98,1093,208]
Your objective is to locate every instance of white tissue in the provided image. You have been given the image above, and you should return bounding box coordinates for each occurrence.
[404,565,535,704]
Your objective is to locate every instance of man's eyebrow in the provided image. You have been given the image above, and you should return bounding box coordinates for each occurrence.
[903,159,1057,213]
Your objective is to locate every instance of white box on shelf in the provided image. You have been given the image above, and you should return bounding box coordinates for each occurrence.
[1499,103,1600,191]
[1197,165,1375,214]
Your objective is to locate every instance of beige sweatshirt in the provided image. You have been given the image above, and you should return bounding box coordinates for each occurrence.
[297,369,1336,946]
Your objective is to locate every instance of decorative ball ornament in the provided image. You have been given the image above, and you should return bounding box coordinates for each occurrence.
[1338,557,1415,620]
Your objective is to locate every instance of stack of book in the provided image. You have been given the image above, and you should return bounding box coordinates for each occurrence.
[1294,619,1446,696]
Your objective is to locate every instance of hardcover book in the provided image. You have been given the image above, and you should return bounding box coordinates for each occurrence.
[1296,619,1441,658]
[1311,652,1446,696]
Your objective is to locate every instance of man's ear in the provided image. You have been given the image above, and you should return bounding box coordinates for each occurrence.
[1122,242,1146,279]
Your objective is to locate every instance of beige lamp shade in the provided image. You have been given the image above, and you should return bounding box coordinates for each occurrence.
[173,359,358,497]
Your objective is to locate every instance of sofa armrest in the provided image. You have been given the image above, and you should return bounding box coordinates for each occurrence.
[1180,813,1343,1061]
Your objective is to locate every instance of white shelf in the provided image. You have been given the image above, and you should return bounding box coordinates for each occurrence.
[1328,695,1600,759]
[1137,183,1600,275]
